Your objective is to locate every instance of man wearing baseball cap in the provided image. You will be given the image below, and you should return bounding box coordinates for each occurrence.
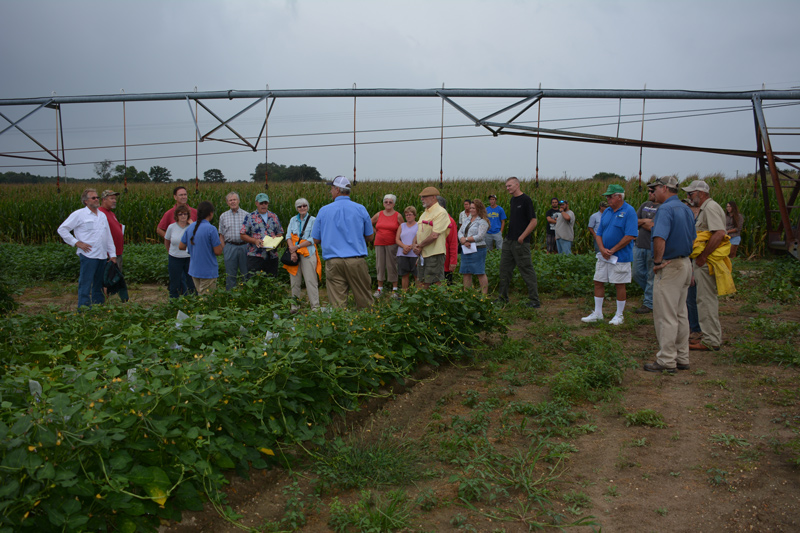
[98,189,124,274]
[683,179,732,351]
[240,192,284,278]
[312,175,374,308]
[643,176,696,373]
[413,186,451,288]
[582,183,638,325]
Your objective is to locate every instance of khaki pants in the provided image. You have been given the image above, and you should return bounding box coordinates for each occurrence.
[192,277,217,296]
[693,263,722,347]
[375,244,399,283]
[653,258,692,368]
[325,257,373,309]
[290,252,320,309]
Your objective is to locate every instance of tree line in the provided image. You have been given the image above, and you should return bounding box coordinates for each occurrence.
[0,161,322,184]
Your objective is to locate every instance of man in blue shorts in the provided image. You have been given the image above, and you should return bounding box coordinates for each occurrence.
[582,184,637,326]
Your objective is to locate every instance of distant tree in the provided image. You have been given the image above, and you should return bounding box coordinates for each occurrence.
[203,168,225,183]
[94,159,113,181]
[250,162,322,183]
[591,172,625,181]
[112,164,150,183]
[149,165,172,183]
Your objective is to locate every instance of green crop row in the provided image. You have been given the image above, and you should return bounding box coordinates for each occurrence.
[0,278,502,532]
[0,174,778,257]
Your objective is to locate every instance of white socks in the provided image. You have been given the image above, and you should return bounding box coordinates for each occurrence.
[594,297,604,316]
[594,298,626,317]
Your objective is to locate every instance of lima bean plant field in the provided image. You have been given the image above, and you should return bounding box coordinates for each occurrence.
[0,176,798,532]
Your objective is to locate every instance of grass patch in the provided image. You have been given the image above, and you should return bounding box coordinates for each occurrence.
[328,490,411,532]
[314,436,423,492]
[624,409,667,429]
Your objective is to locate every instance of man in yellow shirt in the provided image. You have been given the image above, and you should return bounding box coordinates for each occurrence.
[413,186,451,288]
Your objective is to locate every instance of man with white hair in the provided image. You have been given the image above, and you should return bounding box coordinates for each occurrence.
[312,176,374,308]
[218,191,248,289]
[683,179,731,351]
[582,184,638,325]
[57,188,117,309]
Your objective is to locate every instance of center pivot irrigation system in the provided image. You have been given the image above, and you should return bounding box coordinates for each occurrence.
[0,87,798,257]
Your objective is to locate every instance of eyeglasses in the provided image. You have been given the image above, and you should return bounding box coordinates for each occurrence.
[297,205,308,208]
[258,201,269,205]
[88,196,99,200]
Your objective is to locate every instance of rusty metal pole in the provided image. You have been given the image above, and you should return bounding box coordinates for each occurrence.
[439,83,444,188]
[353,83,357,185]
[122,90,128,193]
[55,104,60,193]
[535,83,541,188]
[753,95,797,255]
[265,88,269,190]
[638,84,646,191]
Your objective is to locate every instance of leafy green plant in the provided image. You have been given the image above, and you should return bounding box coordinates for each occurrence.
[710,434,751,448]
[624,409,667,429]
[707,468,730,486]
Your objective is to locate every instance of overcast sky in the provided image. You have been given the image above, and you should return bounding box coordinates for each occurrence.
[1,0,799,182]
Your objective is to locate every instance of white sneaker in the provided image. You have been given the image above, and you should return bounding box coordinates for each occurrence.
[609,314,624,326]
[373,289,383,298]
[581,312,604,323]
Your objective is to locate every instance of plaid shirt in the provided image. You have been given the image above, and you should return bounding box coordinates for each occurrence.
[241,210,283,259]
[218,208,247,244]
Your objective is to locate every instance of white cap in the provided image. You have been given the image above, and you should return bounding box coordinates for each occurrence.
[327,175,351,190]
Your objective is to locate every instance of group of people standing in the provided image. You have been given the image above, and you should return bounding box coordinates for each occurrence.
[57,176,742,351]
[574,178,738,375]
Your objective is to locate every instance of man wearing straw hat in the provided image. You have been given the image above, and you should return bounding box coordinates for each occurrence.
[413,186,451,288]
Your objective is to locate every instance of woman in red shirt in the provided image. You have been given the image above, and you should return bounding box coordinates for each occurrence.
[371,194,403,297]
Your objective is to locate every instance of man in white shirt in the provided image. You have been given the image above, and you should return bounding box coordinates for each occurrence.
[57,188,117,309]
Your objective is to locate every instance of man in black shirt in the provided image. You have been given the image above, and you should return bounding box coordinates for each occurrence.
[496,177,541,308]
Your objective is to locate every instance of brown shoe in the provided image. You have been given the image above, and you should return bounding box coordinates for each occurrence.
[689,331,703,341]
[643,361,677,374]
[689,342,720,352]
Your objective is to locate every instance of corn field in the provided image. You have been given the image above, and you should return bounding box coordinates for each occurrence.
[0,175,782,257]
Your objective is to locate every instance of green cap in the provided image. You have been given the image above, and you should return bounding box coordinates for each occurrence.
[255,193,270,203]
[602,184,625,196]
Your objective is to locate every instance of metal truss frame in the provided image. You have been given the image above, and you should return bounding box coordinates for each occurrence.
[1,88,798,256]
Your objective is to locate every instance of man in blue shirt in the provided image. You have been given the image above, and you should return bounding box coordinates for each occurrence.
[312,176,374,309]
[485,194,507,251]
[644,176,697,373]
[582,184,638,326]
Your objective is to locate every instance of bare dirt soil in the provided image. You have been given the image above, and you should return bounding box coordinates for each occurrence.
[18,284,800,532]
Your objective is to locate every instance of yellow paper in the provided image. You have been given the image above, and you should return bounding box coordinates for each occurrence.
[260,235,284,250]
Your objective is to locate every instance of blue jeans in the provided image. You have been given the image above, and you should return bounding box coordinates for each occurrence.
[168,255,196,298]
[687,282,700,333]
[78,255,106,309]
[632,246,654,309]
[556,239,572,255]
